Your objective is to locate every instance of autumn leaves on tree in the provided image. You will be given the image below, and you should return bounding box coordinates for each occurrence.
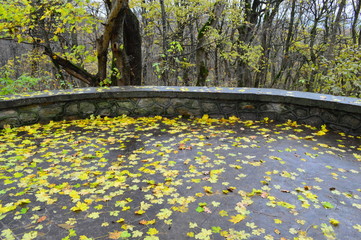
[1,0,142,87]
[0,0,361,96]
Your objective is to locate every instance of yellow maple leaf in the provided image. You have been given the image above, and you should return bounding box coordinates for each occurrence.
[229,214,247,224]
[71,201,89,212]
[329,218,339,226]
[139,219,156,225]
[274,219,283,224]
[147,228,159,235]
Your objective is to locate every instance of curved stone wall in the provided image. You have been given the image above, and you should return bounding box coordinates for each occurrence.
[0,86,360,133]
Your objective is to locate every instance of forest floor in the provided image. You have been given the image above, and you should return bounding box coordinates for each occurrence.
[0,115,361,240]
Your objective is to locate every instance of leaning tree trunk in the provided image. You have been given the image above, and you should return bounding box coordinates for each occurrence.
[43,0,142,87]
[111,6,142,86]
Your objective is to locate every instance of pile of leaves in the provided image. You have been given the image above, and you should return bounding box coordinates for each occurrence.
[0,115,360,240]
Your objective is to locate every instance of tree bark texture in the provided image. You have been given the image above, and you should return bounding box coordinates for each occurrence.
[236,0,261,87]
[196,0,225,86]
[44,0,142,86]
[96,0,142,86]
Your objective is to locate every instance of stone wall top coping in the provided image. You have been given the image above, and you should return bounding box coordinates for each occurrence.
[1,86,360,113]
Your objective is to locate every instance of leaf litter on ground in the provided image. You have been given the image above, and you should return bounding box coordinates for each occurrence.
[0,115,360,239]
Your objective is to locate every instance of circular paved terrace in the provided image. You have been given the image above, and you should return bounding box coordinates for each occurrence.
[0,115,360,240]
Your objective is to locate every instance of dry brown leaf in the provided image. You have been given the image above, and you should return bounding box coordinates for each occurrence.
[108,231,121,239]
[57,223,74,230]
[274,229,281,234]
[37,216,47,223]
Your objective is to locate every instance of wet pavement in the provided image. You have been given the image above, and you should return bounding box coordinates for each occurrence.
[0,115,360,240]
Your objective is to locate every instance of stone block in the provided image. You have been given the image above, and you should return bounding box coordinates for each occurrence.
[295,108,309,118]
[18,105,41,113]
[239,102,257,111]
[310,108,322,115]
[300,116,324,127]
[260,103,288,113]
[0,110,17,120]
[339,115,361,129]
[279,112,297,122]
[39,105,63,118]
[328,124,350,133]
[65,103,78,115]
[153,98,171,107]
[220,103,236,114]
[135,104,164,116]
[135,98,164,116]
[137,98,155,108]
[117,101,134,110]
[202,102,219,114]
[97,108,113,116]
[19,112,38,123]
[321,111,338,123]
[97,101,112,109]
[0,118,20,127]
[238,112,258,120]
[116,108,131,116]
[165,106,176,116]
[171,99,199,109]
[174,107,202,117]
[79,102,96,115]
[190,100,200,109]
[260,112,277,120]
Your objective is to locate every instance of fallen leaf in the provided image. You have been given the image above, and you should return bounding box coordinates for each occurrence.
[261,192,268,198]
[329,218,340,226]
[219,210,228,217]
[322,202,335,209]
[37,216,47,223]
[58,223,74,230]
[147,228,159,235]
[108,231,121,239]
[274,229,281,234]
[139,219,156,225]
[229,214,246,224]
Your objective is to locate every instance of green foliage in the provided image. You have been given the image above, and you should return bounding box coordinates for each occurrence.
[0,0,360,95]
[0,0,98,41]
[0,74,41,95]
[220,41,263,72]
[0,0,100,86]
[318,45,361,97]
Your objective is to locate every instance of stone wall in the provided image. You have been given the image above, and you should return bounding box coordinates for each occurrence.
[0,86,360,134]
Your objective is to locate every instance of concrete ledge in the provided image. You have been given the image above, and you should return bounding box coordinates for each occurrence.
[0,86,360,133]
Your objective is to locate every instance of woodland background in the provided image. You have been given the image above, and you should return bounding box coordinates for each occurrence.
[0,0,360,97]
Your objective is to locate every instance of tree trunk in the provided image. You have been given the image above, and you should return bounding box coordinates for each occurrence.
[255,0,282,88]
[159,0,168,85]
[196,0,225,86]
[328,0,346,55]
[351,0,361,45]
[44,47,96,86]
[236,0,261,87]
[272,0,296,88]
[111,7,142,86]
[41,0,142,87]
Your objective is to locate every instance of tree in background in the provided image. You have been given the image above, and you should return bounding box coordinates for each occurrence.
[0,0,360,97]
[0,0,141,87]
